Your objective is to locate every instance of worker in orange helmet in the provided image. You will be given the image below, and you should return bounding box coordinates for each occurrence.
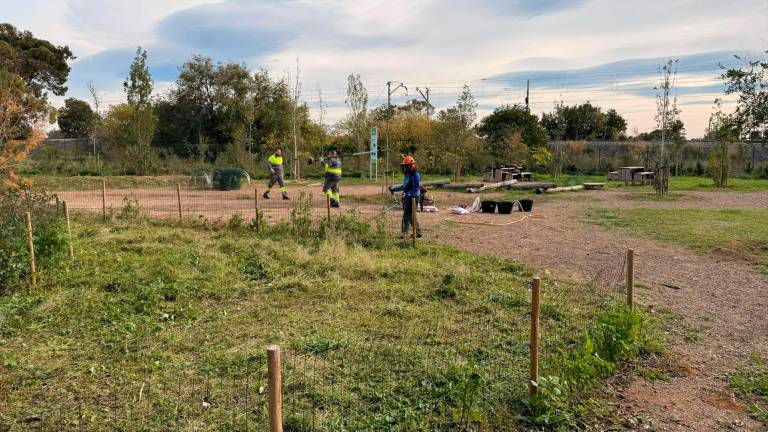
[388,155,422,239]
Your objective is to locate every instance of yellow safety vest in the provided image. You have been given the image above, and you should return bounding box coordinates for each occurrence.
[268,154,283,166]
[325,165,342,175]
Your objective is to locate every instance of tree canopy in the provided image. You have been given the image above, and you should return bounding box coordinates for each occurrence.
[540,102,627,140]
[57,98,96,138]
[476,104,548,161]
[721,50,768,141]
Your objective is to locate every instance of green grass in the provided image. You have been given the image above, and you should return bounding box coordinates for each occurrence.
[28,175,191,190]
[669,176,768,192]
[587,208,768,267]
[0,212,653,430]
[731,355,768,425]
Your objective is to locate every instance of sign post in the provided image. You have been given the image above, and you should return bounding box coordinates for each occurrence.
[370,126,378,180]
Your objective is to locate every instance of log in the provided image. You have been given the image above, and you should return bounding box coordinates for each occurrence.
[508,182,555,191]
[443,182,484,190]
[544,185,584,194]
[421,180,450,187]
[468,179,518,193]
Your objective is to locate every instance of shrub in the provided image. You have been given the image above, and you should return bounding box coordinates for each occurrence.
[0,189,69,293]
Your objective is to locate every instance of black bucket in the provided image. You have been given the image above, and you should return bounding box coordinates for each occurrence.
[496,201,514,214]
[518,199,534,212]
[481,200,496,213]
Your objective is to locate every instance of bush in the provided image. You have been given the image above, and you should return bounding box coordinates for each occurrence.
[0,189,69,293]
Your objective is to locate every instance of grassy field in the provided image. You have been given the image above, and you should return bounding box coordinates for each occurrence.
[587,208,768,270]
[0,211,651,431]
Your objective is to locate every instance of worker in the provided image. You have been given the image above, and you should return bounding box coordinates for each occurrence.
[318,149,342,207]
[263,147,288,200]
[388,155,422,238]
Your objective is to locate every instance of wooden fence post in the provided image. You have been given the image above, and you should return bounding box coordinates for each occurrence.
[326,194,331,222]
[63,201,74,258]
[176,184,183,221]
[626,249,634,308]
[529,277,541,396]
[267,345,283,432]
[25,212,36,287]
[254,188,261,232]
[101,179,107,222]
[411,196,417,248]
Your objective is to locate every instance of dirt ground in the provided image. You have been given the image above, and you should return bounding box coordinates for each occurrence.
[425,188,768,431]
[57,181,768,430]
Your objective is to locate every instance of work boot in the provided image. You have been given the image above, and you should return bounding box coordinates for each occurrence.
[282,192,289,200]
[330,200,340,208]
[263,191,270,199]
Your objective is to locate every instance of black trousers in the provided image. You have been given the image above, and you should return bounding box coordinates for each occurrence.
[402,196,421,236]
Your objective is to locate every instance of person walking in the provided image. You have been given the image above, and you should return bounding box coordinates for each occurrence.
[318,149,343,207]
[389,155,422,238]
[263,147,289,200]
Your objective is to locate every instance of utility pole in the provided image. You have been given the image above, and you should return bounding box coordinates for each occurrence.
[416,87,433,115]
[525,79,530,111]
[386,81,407,174]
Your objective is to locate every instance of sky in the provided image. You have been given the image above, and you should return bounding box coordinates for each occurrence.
[2,0,767,137]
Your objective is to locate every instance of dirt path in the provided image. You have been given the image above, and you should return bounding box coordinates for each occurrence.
[426,190,768,431]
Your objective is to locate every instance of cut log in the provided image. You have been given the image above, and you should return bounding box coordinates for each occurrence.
[444,182,485,190]
[508,182,555,191]
[468,179,518,193]
[544,185,584,193]
[422,180,451,187]
[583,183,605,190]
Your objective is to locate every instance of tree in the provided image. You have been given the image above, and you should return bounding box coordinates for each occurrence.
[476,104,547,162]
[123,47,157,175]
[655,59,680,166]
[540,102,627,140]
[1,24,71,188]
[57,98,96,138]
[343,73,368,151]
[721,50,768,142]
[708,102,739,188]
[433,85,480,181]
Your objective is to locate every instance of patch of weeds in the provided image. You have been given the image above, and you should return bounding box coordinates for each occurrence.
[117,196,143,221]
[633,192,683,201]
[290,191,313,237]
[639,368,671,382]
[299,336,343,355]
[226,213,246,230]
[730,354,768,425]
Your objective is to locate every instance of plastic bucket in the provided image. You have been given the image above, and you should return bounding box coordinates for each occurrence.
[518,199,534,212]
[496,201,514,214]
[481,200,496,213]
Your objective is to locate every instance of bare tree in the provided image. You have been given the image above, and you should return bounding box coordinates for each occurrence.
[654,59,680,194]
[86,82,102,165]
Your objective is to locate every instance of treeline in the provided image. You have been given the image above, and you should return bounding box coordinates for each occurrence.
[53,46,645,179]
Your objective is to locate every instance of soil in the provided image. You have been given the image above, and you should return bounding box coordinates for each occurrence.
[56,182,768,430]
[425,189,768,431]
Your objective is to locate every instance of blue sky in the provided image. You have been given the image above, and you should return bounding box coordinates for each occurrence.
[2,0,766,136]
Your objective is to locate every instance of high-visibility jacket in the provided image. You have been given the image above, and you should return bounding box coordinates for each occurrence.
[268,154,283,167]
[323,157,342,176]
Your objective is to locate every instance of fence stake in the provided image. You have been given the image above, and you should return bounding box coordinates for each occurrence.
[529,277,541,396]
[326,194,331,222]
[101,179,107,222]
[267,345,283,432]
[411,196,417,248]
[176,184,183,221]
[63,201,74,258]
[254,188,261,232]
[627,249,634,308]
[25,212,36,287]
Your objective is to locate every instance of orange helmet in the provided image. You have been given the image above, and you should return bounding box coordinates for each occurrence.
[401,156,417,170]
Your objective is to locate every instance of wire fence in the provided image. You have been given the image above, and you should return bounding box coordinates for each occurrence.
[55,179,408,232]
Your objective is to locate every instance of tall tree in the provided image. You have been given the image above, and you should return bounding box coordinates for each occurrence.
[721,50,768,142]
[57,98,96,138]
[707,102,739,187]
[123,47,157,175]
[1,24,71,188]
[541,102,627,140]
[477,104,547,162]
[344,73,368,151]
[433,85,479,181]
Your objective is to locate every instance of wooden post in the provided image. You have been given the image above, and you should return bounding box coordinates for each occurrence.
[63,201,74,258]
[254,188,261,232]
[101,179,107,222]
[627,249,634,308]
[411,196,417,248]
[176,184,183,221]
[25,212,36,287]
[267,345,283,432]
[529,277,541,396]
[326,194,331,222]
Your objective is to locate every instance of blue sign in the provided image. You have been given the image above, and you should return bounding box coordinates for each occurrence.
[370,127,378,160]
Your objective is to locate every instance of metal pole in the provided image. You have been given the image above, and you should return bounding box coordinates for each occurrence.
[176,184,182,221]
